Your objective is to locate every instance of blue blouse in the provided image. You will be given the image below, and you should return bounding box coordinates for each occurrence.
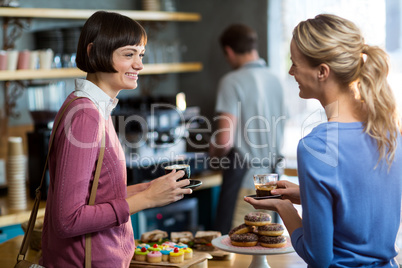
[292,122,402,267]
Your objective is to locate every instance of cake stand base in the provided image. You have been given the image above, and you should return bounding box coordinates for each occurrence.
[249,254,270,268]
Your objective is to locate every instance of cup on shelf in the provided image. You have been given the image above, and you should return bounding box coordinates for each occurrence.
[0,50,7,70]
[39,49,54,69]
[29,50,40,70]
[17,50,30,70]
[6,49,18,71]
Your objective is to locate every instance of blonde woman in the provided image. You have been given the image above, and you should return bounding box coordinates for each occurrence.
[245,14,402,267]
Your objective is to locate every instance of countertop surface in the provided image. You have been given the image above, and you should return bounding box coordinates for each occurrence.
[1,235,307,268]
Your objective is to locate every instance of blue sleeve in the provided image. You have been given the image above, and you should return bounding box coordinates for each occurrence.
[292,133,337,267]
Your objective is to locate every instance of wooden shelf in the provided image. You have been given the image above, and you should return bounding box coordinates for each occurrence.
[0,62,203,81]
[0,7,201,21]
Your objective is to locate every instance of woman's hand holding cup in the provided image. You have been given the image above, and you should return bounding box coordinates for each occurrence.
[146,169,192,206]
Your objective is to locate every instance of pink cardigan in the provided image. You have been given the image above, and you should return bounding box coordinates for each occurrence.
[41,94,134,267]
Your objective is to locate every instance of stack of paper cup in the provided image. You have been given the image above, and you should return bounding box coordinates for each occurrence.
[7,137,27,210]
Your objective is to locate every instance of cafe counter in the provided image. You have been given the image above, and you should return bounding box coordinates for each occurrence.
[0,235,307,268]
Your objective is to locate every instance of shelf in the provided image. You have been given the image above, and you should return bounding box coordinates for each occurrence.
[0,62,203,81]
[0,7,201,21]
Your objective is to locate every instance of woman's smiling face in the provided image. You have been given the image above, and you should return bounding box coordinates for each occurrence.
[98,44,145,96]
[288,39,320,100]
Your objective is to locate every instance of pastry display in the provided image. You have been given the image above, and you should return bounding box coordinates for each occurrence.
[160,247,172,262]
[140,229,168,243]
[229,212,287,248]
[175,242,188,249]
[259,235,287,248]
[229,233,259,247]
[169,247,184,263]
[193,231,222,251]
[244,211,272,226]
[228,223,254,236]
[148,243,161,252]
[257,223,284,236]
[183,247,193,260]
[147,250,162,263]
[133,247,149,262]
[171,231,194,244]
[133,231,196,264]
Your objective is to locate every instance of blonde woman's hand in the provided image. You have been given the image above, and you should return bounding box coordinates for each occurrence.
[271,180,301,204]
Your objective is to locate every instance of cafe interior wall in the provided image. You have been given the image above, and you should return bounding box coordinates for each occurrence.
[3,0,270,128]
[2,0,181,127]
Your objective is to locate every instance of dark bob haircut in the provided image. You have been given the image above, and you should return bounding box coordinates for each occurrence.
[76,11,147,73]
[219,24,258,54]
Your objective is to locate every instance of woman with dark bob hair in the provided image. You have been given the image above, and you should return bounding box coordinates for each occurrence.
[246,14,402,267]
[40,11,192,267]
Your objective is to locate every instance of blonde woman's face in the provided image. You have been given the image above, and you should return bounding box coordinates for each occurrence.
[288,40,320,100]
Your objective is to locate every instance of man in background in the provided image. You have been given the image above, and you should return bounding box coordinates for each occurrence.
[209,24,286,234]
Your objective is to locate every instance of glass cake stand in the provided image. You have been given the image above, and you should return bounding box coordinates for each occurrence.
[212,235,294,268]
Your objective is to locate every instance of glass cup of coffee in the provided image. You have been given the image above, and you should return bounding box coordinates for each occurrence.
[164,164,191,181]
[253,174,278,197]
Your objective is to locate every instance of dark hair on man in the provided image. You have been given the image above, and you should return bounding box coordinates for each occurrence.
[219,24,258,54]
[76,11,147,73]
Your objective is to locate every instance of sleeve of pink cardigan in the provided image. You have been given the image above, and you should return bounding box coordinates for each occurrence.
[50,107,129,239]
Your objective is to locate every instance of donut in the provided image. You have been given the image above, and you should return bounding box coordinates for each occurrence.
[230,233,258,247]
[259,235,287,248]
[257,223,284,236]
[229,223,254,236]
[244,212,272,226]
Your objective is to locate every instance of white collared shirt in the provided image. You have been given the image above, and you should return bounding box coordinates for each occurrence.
[73,78,119,119]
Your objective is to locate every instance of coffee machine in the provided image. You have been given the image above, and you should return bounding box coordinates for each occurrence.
[113,96,210,184]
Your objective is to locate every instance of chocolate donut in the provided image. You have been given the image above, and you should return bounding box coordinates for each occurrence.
[259,235,287,248]
[244,212,272,226]
[229,223,254,236]
[230,233,258,247]
[257,223,284,236]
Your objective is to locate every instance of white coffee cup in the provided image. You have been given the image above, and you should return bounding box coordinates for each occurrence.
[39,49,54,69]
[6,50,18,71]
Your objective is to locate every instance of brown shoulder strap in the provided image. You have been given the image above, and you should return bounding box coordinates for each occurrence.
[85,123,106,268]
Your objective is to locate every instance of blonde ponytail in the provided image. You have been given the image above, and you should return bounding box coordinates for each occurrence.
[358,45,401,166]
